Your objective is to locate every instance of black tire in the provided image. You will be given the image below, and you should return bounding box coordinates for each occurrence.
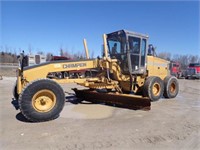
[56,72,63,79]
[13,81,19,100]
[143,76,164,102]
[163,76,179,98]
[19,79,65,122]
[85,71,91,78]
[63,71,69,78]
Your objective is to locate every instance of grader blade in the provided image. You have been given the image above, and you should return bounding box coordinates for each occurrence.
[73,89,151,110]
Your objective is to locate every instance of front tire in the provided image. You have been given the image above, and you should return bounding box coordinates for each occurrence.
[163,76,179,98]
[19,79,65,122]
[13,81,19,100]
[143,76,164,101]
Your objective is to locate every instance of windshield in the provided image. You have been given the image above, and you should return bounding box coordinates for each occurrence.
[107,32,126,55]
[189,63,200,67]
[106,31,128,73]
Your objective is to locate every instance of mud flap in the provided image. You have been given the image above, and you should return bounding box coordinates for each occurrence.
[73,88,151,110]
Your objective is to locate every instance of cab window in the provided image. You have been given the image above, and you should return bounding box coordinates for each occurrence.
[141,39,146,67]
[128,37,140,54]
[108,41,121,54]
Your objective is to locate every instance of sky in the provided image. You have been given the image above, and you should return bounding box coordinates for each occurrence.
[0,1,199,57]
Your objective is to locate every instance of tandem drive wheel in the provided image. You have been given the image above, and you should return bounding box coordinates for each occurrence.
[163,76,179,98]
[19,79,65,122]
[143,76,164,102]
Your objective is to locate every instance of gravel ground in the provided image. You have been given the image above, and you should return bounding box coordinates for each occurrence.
[0,77,200,150]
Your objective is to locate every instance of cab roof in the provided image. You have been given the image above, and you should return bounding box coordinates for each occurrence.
[107,29,149,39]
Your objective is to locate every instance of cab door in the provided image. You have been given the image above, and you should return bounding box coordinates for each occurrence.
[128,36,147,74]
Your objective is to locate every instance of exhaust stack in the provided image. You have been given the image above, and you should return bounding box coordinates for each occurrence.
[83,39,89,59]
[103,34,108,58]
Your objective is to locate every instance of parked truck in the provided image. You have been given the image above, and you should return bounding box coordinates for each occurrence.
[185,63,200,79]
[170,61,182,78]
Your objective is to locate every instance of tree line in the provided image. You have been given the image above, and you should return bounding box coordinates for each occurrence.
[0,48,199,71]
[157,52,200,70]
[0,48,91,64]
[0,51,18,63]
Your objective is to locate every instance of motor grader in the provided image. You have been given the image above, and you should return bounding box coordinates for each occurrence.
[13,29,179,122]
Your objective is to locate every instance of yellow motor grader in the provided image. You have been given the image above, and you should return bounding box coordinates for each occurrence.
[13,30,179,122]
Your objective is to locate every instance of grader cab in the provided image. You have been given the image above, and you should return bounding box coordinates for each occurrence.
[14,30,179,122]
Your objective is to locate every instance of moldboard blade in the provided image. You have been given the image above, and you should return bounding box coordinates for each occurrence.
[73,89,151,110]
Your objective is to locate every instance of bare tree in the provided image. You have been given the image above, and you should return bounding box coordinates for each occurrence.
[62,51,70,58]
[37,51,45,55]
[90,50,94,59]
[28,44,33,55]
[72,51,84,59]
[157,52,200,70]
[189,55,199,63]
[60,47,64,56]
[157,52,171,61]
[171,54,200,70]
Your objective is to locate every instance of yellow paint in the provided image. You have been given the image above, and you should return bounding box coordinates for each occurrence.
[147,56,169,80]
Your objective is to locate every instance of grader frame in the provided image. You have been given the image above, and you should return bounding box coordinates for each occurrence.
[14,30,179,122]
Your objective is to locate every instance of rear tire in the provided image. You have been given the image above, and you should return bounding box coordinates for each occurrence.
[19,79,65,122]
[143,76,164,101]
[163,76,179,98]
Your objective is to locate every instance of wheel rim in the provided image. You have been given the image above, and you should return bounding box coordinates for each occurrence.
[32,89,56,112]
[170,82,176,94]
[152,82,160,96]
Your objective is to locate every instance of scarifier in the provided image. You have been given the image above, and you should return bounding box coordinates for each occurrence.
[13,30,179,122]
